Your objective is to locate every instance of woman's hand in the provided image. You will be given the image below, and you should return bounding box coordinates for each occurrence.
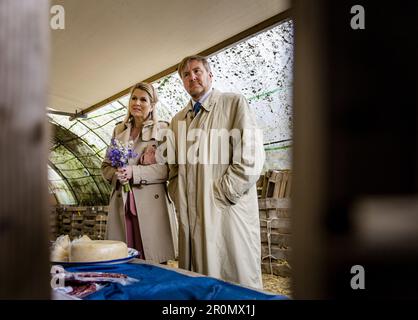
[140,144,157,165]
[117,166,133,183]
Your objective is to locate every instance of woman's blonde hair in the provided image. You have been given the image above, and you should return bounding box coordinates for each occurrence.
[123,82,159,124]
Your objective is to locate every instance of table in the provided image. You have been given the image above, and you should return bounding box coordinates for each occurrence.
[56,259,287,300]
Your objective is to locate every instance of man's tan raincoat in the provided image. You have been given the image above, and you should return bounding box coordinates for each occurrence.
[168,89,264,289]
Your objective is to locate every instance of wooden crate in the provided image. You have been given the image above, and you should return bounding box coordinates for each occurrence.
[260,169,291,199]
[83,219,96,227]
[256,174,265,198]
[52,205,109,240]
[95,207,108,240]
[94,224,107,232]
[83,206,108,240]
[259,197,292,277]
[96,214,107,222]
[261,260,292,277]
[70,222,83,229]
[261,245,291,261]
[49,207,58,241]
[261,243,293,277]
[260,231,291,247]
[259,198,291,233]
[59,225,71,234]
[94,223,107,240]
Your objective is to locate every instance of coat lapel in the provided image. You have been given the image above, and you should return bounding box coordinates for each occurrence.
[115,122,131,145]
[141,120,157,141]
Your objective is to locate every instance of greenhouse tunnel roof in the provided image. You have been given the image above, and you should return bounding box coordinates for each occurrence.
[48,20,294,206]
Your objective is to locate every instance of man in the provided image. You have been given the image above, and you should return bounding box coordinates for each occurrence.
[167,55,265,289]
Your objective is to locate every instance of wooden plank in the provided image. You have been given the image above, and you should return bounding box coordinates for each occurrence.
[259,170,292,199]
[257,175,264,198]
[259,217,291,234]
[271,171,283,198]
[285,172,292,197]
[279,171,289,197]
[84,219,96,226]
[83,215,97,220]
[261,261,292,277]
[96,215,108,221]
[63,206,84,212]
[261,174,269,198]
[256,175,265,188]
[94,224,107,231]
[260,231,291,247]
[261,245,292,261]
[268,208,291,219]
[258,198,290,210]
[260,203,291,224]
[71,215,84,221]
[71,222,84,229]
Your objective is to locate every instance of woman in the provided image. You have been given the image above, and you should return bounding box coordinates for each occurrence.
[101,82,177,264]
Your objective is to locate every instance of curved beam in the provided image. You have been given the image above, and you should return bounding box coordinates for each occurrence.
[49,122,108,204]
[47,160,79,205]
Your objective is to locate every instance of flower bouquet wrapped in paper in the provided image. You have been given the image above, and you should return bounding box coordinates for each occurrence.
[106,138,137,192]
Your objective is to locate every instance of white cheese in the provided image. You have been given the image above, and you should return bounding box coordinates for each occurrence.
[69,240,128,262]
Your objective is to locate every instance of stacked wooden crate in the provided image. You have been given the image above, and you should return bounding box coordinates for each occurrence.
[52,206,109,240]
[56,206,71,236]
[83,206,108,240]
[71,207,86,239]
[61,206,86,239]
[82,207,97,239]
[49,206,58,241]
[258,169,292,277]
[94,207,108,240]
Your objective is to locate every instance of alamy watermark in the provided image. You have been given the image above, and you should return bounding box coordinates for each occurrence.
[350,265,365,290]
[350,5,365,30]
[50,5,65,30]
[153,122,265,174]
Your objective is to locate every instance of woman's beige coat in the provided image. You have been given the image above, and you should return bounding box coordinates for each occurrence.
[102,120,177,263]
[167,89,264,289]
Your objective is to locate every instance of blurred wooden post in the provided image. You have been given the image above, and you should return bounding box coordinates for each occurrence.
[293,0,417,298]
[292,0,327,299]
[0,0,50,298]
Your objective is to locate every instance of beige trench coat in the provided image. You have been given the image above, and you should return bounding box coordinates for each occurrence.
[101,120,177,263]
[167,89,264,289]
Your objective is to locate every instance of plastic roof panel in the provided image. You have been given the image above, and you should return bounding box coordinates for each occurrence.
[48,20,293,205]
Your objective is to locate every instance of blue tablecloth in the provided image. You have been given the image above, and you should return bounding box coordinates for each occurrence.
[66,262,287,300]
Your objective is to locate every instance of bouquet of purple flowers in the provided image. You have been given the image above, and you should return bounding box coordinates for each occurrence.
[106,138,138,192]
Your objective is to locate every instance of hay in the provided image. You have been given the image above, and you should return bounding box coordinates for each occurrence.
[262,273,292,297]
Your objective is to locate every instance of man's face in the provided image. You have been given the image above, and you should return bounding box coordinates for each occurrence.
[181,60,213,100]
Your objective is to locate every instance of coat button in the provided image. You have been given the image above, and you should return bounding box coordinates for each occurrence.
[154,194,159,199]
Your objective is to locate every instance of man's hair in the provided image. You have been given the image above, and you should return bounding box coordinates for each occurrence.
[177,55,212,78]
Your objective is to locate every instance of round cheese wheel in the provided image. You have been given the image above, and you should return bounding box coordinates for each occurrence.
[69,240,128,262]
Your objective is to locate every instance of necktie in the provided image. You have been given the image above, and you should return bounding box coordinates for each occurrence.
[193,101,202,115]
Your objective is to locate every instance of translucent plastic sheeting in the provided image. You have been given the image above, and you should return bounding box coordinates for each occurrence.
[48,20,293,205]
